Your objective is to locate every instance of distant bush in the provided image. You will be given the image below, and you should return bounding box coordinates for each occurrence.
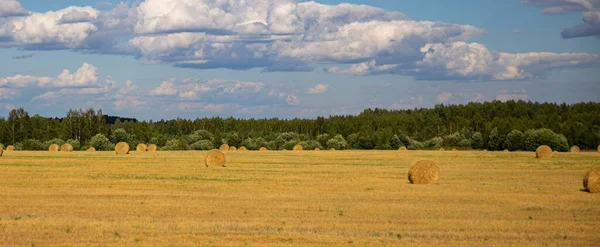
[326,135,348,150]
[524,128,568,152]
[504,130,524,151]
[191,140,214,150]
[89,134,113,151]
[22,139,45,150]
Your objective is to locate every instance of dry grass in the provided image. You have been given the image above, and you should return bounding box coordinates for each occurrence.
[48,144,60,152]
[60,144,73,152]
[115,142,130,155]
[0,150,599,246]
[205,149,226,167]
[136,144,148,152]
[293,144,303,151]
[583,166,600,193]
[536,145,553,158]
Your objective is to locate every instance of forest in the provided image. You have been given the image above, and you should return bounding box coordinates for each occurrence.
[1,100,599,152]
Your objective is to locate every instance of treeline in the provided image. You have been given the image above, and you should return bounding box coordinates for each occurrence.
[1,100,599,151]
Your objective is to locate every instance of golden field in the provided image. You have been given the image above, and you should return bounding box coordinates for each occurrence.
[0,150,599,246]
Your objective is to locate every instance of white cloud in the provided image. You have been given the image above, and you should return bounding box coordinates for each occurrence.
[436,92,453,104]
[329,41,600,80]
[522,0,600,38]
[307,84,328,94]
[0,7,100,48]
[285,94,299,105]
[0,0,27,17]
[0,88,20,100]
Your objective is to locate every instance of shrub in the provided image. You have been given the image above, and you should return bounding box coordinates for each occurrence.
[424,137,443,150]
[89,134,113,151]
[316,133,330,147]
[162,139,186,151]
[191,140,214,150]
[390,135,405,150]
[326,135,348,150]
[66,139,81,151]
[504,130,524,151]
[471,132,484,149]
[524,128,569,152]
[22,139,45,150]
[487,128,505,151]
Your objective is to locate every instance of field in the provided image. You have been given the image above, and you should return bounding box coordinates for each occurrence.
[0,150,599,246]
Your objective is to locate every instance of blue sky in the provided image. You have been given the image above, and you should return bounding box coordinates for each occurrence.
[0,0,599,120]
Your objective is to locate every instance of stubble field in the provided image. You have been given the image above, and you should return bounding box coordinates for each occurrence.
[0,150,599,246]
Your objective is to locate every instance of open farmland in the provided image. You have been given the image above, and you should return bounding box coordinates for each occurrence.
[0,150,599,246]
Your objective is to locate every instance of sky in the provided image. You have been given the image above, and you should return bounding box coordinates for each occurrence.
[0,0,599,120]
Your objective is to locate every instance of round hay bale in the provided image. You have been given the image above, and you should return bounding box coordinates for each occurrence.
[452,148,458,151]
[293,144,303,151]
[229,146,237,151]
[147,144,158,152]
[48,144,60,152]
[259,147,267,151]
[536,145,552,158]
[330,148,335,151]
[0,145,3,156]
[115,142,130,155]
[136,143,148,152]
[583,166,600,193]
[315,148,320,151]
[504,149,509,152]
[87,147,96,152]
[483,149,488,152]
[205,149,226,167]
[408,160,440,184]
[219,144,229,151]
[239,146,247,151]
[597,144,600,153]
[282,149,288,151]
[399,146,407,151]
[439,147,445,151]
[60,144,73,152]
[6,145,15,151]
[569,146,580,153]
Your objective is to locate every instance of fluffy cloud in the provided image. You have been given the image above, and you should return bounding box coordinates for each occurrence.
[0,88,20,100]
[329,41,600,80]
[307,84,328,94]
[148,78,299,107]
[522,0,600,38]
[436,92,453,104]
[0,7,100,49]
[0,63,142,112]
[127,0,483,71]
[0,63,98,88]
[0,0,597,83]
[0,0,27,17]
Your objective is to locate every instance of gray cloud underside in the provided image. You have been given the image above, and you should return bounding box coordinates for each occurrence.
[522,0,600,38]
[0,0,598,81]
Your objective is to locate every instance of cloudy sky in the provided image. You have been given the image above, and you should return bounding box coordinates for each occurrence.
[0,0,599,120]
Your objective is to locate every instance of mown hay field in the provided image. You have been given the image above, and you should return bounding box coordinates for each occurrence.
[0,150,599,246]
